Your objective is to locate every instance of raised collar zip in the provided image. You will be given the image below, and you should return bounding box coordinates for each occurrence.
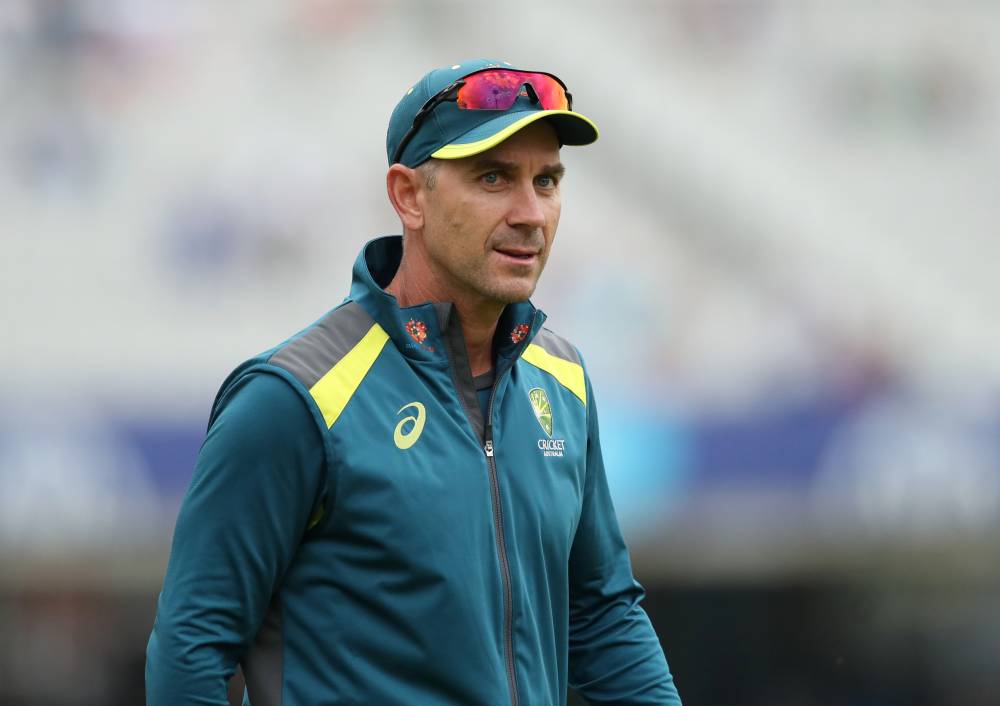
[348,235,547,363]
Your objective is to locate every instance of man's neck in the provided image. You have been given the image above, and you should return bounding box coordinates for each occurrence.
[385,258,500,378]
[451,302,499,377]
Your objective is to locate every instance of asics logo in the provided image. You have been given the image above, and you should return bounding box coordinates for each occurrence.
[394,402,426,450]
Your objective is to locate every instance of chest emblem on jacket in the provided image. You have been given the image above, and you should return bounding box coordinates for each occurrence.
[529,388,553,436]
[394,401,426,450]
[529,388,566,457]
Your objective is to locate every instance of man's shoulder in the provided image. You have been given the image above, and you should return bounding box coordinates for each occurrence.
[521,325,589,407]
[210,300,382,426]
[529,326,584,368]
[265,300,381,390]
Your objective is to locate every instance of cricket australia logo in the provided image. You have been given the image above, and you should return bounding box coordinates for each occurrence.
[529,387,565,457]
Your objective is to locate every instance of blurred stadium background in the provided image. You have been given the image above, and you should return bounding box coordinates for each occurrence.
[2,1,998,704]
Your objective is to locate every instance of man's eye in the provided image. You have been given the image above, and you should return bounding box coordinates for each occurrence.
[482,172,500,185]
[536,175,555,188]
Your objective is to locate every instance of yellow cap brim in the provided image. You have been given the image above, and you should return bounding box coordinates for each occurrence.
[430,110,600,160]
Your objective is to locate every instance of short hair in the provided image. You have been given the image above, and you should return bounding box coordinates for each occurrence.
[416,160,439,190]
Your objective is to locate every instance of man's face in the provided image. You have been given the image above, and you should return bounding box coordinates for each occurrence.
[416,121,564,308]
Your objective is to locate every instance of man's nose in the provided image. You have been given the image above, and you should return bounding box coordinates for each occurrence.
[506,180,547,229]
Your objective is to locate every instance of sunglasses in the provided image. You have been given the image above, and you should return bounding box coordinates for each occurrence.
[392,68,573,165]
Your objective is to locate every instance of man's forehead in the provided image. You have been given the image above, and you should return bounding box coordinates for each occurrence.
[463,156,565,177]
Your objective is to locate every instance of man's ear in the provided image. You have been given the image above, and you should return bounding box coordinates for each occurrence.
[386,164,425,231]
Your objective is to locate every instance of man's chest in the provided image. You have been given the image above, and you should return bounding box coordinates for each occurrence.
[319,357,589,571]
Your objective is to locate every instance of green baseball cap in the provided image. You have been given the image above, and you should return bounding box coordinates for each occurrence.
[386,58,599,168]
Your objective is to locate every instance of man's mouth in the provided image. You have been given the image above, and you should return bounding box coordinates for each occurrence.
[494,247,539,263]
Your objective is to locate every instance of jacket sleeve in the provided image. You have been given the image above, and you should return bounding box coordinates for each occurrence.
[145,370,327,706]
[567,374,682,705]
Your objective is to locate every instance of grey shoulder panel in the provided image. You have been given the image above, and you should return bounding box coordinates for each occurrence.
[268,301,375,389]
[243,595,283,706]
[532,327,582,366]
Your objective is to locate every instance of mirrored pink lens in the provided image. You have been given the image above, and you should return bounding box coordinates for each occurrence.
[456,70,569,111]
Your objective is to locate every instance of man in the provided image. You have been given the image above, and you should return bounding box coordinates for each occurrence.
[146,58,682,706]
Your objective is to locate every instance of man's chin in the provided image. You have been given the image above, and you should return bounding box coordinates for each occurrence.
[488,279,538,305]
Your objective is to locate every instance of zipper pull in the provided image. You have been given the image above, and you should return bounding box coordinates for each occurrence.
[484,440,494,457]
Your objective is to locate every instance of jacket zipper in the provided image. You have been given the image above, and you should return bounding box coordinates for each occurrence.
[443,309,537,706]
[484,394,519,706]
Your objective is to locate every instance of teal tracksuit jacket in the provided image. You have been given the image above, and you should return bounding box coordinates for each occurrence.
[146,236,681,706]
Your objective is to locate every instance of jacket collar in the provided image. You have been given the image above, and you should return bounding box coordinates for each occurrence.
[348,235,546,363]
